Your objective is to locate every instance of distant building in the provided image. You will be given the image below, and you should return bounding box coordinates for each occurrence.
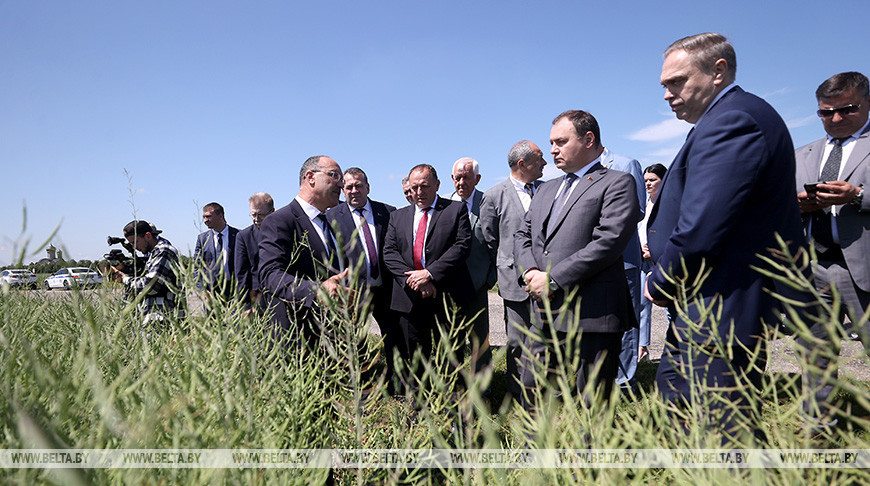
[33,244,62,266]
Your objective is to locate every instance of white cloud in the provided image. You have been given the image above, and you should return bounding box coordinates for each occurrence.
[628,118,691,142]
[786,115,817,129]
[761,87,790,98]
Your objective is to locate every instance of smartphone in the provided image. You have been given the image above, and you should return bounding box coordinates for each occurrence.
[804,181,826,194]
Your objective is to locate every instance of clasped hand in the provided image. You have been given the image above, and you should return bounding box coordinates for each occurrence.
[404,269,437,299]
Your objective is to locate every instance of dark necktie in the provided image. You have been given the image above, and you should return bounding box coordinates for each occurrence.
[413,207,430,270]
[811,138,847,254]
[355,208,379,280]
[524,182,535,198]
[546,173,577,235]
[316,214,338,260]
[216,232,223,254]
[819,138,845,183]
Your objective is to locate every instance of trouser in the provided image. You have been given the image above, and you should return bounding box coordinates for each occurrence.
[798,259,870,423]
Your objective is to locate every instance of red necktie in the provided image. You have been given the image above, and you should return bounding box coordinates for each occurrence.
[413,207,430,270]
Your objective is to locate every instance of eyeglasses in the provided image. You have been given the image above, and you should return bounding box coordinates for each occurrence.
[311,169,343,181]
[817,104,861,118]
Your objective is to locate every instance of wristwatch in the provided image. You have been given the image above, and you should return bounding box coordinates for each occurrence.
[548,278,558,292]
[851,187,864,207]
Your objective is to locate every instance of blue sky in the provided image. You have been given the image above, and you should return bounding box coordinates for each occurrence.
[1,0,867,265]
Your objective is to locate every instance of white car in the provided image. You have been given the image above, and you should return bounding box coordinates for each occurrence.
[1,269,38,289]
[44,267,103,290]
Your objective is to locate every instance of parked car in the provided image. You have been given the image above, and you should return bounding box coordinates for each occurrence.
[44,267,103,290]
[1,269,38,289]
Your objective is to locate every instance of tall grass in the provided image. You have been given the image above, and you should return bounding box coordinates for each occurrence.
[1,239,869,484]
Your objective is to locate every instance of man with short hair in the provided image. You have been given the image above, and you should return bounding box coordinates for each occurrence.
[383,164,473,380]
[449,157,497,376]
[516,111,640,412]
[327,168,399,388]
[795,71,870,428]
[111,220,183,326]
[258,155,349,344]
[194,202,239,299]
[235,192,275,311]
[646,33,807,438]
[480,140,546,401]
[401,176,414,205]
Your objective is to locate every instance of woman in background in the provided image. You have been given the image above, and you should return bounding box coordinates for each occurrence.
[638,163,667,362]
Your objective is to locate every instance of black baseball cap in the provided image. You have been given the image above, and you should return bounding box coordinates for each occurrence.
[123,220,163,237]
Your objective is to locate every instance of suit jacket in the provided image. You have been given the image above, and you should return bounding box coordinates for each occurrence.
[326,199,396,286]
[601,149,645,270]
[194,226,238,290]
[449,189,497,292]
[234,223,261,304]
[647,86,807,340]
[795,124,870,292]
[515,163,641,333]
[382,197,474,313]
[480,178,542,302]
[258,199,337,312]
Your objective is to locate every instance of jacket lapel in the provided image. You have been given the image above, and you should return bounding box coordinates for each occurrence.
[545,165,603,241]
[840,124,870,181]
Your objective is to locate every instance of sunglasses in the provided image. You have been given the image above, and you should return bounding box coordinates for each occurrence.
[817,104,861,118]
[311,169,343,181]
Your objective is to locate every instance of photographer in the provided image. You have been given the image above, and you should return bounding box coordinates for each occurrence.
[110,220,183,325]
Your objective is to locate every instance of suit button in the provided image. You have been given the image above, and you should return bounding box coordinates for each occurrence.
[543,250,549,256]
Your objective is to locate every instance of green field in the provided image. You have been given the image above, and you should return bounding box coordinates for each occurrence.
[1,254,868,485]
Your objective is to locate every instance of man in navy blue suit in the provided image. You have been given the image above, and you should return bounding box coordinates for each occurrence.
[645,33,807,439]
[327,167,399,389]
[194,202,239,303]
[234,192,274,312]
[258,155,349,345]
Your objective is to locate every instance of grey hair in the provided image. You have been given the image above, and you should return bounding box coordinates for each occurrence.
[664,32,737,83]
[452,157,479,177]
[508,140,535,169]
[299,155,327,185]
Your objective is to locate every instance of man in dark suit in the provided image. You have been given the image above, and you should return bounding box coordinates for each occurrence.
[234,192,275,312]
[449,157,497,376]
[194,202,239,302]
[326,167,399,388]
[480,140,546,401]
[646,33,807,439]
[794,72,870,429]
[383,164,473,382]
[258,155,349,345]
[515,111,640,413]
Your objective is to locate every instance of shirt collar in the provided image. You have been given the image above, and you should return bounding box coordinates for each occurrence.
[294,195,324,221]
[347,199,373,214]
[565,153,603,178]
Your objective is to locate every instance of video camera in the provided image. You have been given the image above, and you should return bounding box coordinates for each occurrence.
[105,236,147,277]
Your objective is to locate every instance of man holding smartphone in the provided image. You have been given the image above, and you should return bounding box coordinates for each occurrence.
[795,71,870,432]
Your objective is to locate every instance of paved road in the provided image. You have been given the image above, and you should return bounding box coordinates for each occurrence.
[475,293,870,380]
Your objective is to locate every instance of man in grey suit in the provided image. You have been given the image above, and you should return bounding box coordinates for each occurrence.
[449,157,497,376]
[795,71,870,428]
[480,140,546,401]
[601,147,645,390]
[515,110,640,412]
